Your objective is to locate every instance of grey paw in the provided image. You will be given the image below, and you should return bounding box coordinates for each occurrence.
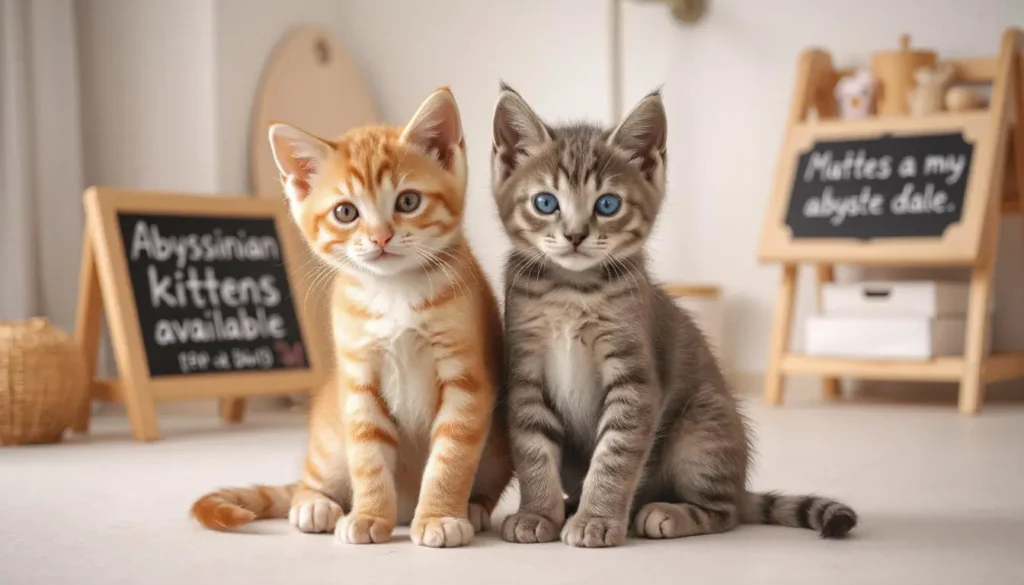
[500,512,561,544]
[634,502,687,539]
[561,514,627,548]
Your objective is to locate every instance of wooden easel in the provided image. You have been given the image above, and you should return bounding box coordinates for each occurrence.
[72,187,328,440]
[759,28,1024,414]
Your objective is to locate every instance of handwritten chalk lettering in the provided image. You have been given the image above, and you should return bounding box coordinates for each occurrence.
[922,154,967,184]
[232,346,275,370]
[146,266,281,309]
[213,351,231,370]
[118,213,308,377]
[178,350,212,374]
[802,186,885,226]
[803,149,894,183]
[891,183,954,214]
[785,132,973,239]
[130,221,280,268]
[153,307,287,346]
[898,156,917,178]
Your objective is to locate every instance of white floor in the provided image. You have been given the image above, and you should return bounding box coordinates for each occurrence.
[3,391,1023,585]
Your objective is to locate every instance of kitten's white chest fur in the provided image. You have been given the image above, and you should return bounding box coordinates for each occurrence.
[542,309,600,443]
[345,279,439,438]
[380,331,436,439]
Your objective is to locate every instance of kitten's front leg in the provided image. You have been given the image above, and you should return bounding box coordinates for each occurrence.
[411,339,493,548]
[336,349,398,545]
[563,338,657,548]
[500,344,567,544]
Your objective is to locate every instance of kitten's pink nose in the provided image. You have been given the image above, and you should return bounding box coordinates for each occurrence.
[369,227,393,248]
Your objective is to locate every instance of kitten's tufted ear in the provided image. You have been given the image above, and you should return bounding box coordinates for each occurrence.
[607,90,667,185]
[492,83,551,187]
[400,87,465,178]
[268,123,333,203]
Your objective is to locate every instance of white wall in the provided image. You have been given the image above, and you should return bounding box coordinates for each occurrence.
[77,0,216,193]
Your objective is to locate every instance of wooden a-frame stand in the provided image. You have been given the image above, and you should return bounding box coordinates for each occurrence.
[71,188,328,441]
[759,28,1024,414]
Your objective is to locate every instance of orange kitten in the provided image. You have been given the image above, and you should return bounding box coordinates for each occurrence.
[190,88,512,548]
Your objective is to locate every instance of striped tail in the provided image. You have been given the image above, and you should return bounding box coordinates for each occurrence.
[742,491,857,539]
[190,484,296,531]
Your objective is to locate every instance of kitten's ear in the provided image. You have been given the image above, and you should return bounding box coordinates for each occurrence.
[607,90,667,184]
[268,123,333,202]
[399,87,465,175]
[492,83,551,186]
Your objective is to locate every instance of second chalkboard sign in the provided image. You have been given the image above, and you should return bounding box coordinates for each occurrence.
[784,132,973,240]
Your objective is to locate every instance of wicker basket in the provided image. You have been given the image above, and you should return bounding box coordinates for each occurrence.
[1,318,87,445]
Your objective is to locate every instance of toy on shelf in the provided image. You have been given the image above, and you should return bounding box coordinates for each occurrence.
[908,62,955,116]
[872,34,937,116]
[945,86,986,112]
[834,69,877,119]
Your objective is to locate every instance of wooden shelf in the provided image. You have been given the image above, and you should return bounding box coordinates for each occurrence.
[983,351,1024,382]
[782,352,1024,383]
[797,110,989,135]
[782,354,964,381]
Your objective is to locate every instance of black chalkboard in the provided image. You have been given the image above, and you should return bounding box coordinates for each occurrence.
[784,132,973,240]
[117,213,310,377]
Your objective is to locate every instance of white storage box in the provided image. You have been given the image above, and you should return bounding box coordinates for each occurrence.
[821,281,980,318]
[806,315,991,360]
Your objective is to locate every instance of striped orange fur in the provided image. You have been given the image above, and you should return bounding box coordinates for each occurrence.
[189,88,512,548]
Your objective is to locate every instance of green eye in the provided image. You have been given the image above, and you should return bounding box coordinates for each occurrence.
[395,190,422,213]
[333,203,359,223]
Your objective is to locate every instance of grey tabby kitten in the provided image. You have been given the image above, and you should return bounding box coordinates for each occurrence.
[491,84,857,548]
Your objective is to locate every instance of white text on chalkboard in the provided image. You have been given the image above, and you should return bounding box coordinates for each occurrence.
[800,149,964,226]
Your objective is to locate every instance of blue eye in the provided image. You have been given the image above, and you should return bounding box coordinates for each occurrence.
[532,192,559,215]
[594,194,622,216]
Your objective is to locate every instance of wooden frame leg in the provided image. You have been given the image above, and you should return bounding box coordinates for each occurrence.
[121,387,160,441]
[815,264,842,400]
[764,263,798,405]
[220,398,246,423]
[72,231,102,433]
[958,261,994,414]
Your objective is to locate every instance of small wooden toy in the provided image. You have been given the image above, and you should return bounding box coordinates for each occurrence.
[872,34,937,115]
[908,62,955,116]
[945,86,986,111]
[834,69,877,119]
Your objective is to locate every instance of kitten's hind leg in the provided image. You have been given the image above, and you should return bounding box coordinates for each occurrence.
[638,412,746,539]
[633,501,738,539]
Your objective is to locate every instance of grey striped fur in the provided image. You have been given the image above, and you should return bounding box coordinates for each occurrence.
[491,84,857,547]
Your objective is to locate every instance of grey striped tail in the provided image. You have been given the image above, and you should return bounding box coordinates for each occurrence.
[741,491,857,539]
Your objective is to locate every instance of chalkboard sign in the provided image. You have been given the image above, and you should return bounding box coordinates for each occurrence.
[78,187,329,440]
[117,213,309,377]
[784,132,973,240]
